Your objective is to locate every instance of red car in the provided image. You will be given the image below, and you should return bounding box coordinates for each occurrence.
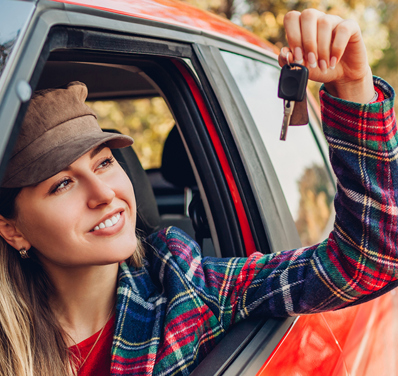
[1,0,397,374]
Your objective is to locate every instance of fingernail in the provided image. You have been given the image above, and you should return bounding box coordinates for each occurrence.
[330,56,337,70]
[294,47,303,64]
[281,47,287,58]
[319,59,327,72]
[308,52,317,68]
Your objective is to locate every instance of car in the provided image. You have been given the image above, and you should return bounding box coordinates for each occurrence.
[1,0,397,375]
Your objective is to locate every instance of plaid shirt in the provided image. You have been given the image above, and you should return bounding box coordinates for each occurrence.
[110,78,397,376]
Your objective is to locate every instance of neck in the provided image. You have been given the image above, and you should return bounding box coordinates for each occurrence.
[47,263,119,346]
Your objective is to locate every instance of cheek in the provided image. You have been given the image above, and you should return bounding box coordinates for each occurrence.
[16,200,80,251]
[110,165,136,211]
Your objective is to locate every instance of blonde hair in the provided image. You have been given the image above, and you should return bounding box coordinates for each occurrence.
[0,187,145,375]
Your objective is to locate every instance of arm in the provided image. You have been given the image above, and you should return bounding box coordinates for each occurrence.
[149,11,398,327]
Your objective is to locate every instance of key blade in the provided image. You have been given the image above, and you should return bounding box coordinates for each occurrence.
[280,100,295,141]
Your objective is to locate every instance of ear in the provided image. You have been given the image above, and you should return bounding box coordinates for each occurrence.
[0,215,31,251]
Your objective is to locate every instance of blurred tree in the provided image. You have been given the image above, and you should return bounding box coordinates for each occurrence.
[181,0,389,64]
[372,0,398,97]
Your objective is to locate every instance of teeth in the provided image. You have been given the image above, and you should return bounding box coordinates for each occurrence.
[93,213,121,231]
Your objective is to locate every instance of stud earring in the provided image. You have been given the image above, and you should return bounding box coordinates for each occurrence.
[19,248,29,259]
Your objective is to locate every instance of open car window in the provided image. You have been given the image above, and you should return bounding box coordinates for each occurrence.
[86,95,217,257]
[2,26,257,260]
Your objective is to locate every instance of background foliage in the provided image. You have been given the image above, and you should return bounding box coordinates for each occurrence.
[181,0,398,108]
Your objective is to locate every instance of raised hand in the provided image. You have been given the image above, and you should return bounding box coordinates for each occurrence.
[279,9,374,103]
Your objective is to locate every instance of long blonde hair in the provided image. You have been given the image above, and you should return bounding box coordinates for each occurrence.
[0,187,145,375]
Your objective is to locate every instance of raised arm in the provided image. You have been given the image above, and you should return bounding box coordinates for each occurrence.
[147,10,398,325]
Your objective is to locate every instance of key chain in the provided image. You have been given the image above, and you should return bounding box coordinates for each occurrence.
[277,51,309,140]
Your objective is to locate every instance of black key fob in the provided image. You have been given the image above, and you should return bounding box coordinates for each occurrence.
[278,63,309,102]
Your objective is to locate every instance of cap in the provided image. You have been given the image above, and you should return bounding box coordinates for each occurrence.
[1,81,133,188]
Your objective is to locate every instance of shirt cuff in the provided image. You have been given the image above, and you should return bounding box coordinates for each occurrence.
[319,77,396,149]
[320,76,394,105]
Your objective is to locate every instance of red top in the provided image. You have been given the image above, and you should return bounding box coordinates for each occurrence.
[70,315,115,376]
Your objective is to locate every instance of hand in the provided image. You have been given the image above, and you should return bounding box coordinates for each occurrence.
[279,9,374,103]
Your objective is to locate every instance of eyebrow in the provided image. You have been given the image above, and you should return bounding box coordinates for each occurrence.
[90,144,107,158]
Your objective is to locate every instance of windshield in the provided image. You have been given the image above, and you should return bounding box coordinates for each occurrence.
[0,0,35,80]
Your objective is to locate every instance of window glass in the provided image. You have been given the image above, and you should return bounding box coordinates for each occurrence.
[87,97,174,169]
[221,51,334,246]
[0,1,34,80]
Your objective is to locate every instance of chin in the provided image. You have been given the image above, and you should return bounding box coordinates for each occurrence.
[104,234,138,264]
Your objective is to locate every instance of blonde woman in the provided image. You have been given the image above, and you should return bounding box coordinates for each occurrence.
[0,9,396,376]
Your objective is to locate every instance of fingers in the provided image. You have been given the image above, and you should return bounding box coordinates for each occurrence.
[283,10,346,71]
[330,19,362,65]
[316,15,339,70]
[280,9,370,94]
[283,11,304,64]
[299,9,319,67]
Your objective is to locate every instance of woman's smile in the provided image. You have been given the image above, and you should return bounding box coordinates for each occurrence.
[90,210,125,235]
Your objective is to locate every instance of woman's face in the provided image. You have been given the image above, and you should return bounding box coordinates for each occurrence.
[13,145,137,269]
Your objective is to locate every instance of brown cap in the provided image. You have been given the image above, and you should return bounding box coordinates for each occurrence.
[1,81,133,188]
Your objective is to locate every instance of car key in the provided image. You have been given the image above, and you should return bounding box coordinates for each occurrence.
[280,100,295,140]
[278,62,309,140]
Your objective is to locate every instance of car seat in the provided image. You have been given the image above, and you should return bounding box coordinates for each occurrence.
[104,129,161,237]
[160,126,212,253]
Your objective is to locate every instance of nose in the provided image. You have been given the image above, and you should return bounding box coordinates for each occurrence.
[86,175,116,209]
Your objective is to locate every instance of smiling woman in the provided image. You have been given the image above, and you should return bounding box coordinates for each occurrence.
[1,9,398,376]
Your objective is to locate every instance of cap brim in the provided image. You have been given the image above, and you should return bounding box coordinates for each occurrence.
[2,131,133,188]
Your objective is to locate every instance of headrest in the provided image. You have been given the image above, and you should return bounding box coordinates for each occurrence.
[161,126,196,188]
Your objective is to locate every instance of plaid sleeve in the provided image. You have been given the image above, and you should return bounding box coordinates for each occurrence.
[154,77,398,325]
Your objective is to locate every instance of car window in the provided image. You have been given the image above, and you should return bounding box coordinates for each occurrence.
[220,51,335,246]
[0,0,34,81]
[87,97,174,169]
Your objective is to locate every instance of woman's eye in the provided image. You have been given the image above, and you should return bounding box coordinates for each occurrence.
[98,157,115,169]
[50,178,72,194]
[58,180,69,189]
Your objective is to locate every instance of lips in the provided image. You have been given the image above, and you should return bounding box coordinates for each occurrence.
[91,211,122,232]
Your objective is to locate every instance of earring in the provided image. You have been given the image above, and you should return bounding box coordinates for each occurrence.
[19,248,29,259]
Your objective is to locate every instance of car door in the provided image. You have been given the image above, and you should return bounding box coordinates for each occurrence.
[0,2,292,375]
[200,46,398,375]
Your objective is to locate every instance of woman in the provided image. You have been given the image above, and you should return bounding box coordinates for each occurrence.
[0,9,396,376]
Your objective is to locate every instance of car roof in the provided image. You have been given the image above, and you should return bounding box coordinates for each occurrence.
[49,0,277,52]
